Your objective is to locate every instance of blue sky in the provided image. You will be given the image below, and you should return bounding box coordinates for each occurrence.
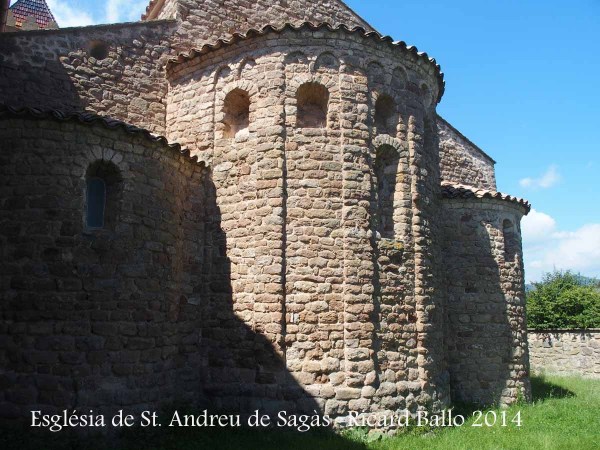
[22,0,600,282]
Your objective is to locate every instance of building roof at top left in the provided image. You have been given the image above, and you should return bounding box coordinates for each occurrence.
[5,0,58,31]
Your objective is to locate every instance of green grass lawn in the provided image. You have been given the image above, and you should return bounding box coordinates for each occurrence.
[1,375,598,450]
[369,375,599,450]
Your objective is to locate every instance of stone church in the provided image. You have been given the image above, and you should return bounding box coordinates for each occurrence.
[0,0,531,424]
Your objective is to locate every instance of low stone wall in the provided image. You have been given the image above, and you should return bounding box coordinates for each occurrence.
[528,330,600,379]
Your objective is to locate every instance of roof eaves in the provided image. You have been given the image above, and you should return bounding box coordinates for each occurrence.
[0,104,208,169]
[441,182,531,213]
[166,22,446,103]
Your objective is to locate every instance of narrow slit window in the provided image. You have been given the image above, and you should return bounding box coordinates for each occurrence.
[503,219,519,261]
[85,160,121,231]
[374,145,400,239]
[86,177,106,228]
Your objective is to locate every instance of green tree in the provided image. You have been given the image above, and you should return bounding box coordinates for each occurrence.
[527,270,600,330]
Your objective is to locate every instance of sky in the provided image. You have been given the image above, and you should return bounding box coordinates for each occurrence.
[15,0,600,282]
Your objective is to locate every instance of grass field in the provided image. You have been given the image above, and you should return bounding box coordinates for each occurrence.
[2,375,598,450]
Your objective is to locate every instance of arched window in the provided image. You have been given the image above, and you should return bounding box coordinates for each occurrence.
[223,88,250,139]
[86,177,106,228]
[373,145,400,239]
[503,219,519,261]
[85,161,122,230]
[296,82,329,128]
[374,94,397,134]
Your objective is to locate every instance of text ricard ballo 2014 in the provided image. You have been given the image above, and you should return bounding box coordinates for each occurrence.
[30,408,523,433]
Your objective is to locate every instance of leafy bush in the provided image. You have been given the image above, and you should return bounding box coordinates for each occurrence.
[527,270,600,330]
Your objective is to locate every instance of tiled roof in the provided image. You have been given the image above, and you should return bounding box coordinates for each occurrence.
[9,0,57,29]
[167,22,446,103]
[0,105,207,168]
[441,182,531,212]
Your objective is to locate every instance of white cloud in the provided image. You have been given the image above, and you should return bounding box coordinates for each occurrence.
[521,209,556,244]
[46,0,96,27]
[105,0,148,24]
[522,209,600,282]
[519,164,561,189]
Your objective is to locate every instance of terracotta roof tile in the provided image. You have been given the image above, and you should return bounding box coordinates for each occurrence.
[9,0,57,29]
[441,182,531,212]
[167,22,445,103]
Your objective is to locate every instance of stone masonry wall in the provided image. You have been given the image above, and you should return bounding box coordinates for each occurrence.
[153,0,179,21]
[441,198,530,406]
[0,1,371,135]
[0,21,177,134]
[528,330,600,379]
[0,115,208,419]
[0,0,534,425]
[438,116,496,190]
[166,26,442,163]
[165,26,446,420]
[151,0,372,50]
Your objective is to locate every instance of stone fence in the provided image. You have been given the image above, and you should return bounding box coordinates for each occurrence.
[528,329,600,379]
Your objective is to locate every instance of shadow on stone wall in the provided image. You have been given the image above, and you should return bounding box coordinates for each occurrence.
[445,210,521,406]
[0,40,84,113]
[198,178,325,417]
[0,149,363,447]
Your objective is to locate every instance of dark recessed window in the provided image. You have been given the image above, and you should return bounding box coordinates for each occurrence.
[86,177,106,228]
[374,94,397,134]
[296,82,329,128]
[503,219,519,261]
[85,160,122,231]
[374,144,400,239]
[223,88,250,139]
